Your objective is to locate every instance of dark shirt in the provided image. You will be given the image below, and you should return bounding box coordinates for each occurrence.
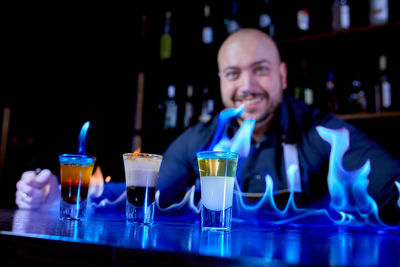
[157,96,400,220]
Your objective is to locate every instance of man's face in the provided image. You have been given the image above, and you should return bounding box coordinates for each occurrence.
[218,32,287,126]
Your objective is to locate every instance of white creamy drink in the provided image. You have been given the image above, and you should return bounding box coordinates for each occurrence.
[124,157,160,188]
[200,176,235,211]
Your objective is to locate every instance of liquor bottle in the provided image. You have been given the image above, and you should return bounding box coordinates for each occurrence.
[202,5,213,44]
[297,0,310,33]
[259,0,275,38]
[377,55,392,111]
[325,71,339,113]
[160,11,172,60]
[331,0,350,31]
[164,85,178,129]
[199,87,214,123]
[225,0,241,34]
[369,0,389,25]
[346,71,367,113]
[294,59,314,105]
[183,85,194,127]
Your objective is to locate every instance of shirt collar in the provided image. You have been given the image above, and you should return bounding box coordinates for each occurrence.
[225,95,299,145]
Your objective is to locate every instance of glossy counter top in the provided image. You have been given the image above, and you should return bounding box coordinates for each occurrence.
[1,208,400,266]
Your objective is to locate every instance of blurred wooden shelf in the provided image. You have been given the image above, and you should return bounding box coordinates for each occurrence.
[276,21,400,44]
[336,111,400,120]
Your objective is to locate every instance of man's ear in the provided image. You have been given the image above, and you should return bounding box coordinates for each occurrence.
[280,62,288,90]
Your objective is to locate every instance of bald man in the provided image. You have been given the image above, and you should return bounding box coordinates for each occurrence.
[157,28,400,222]
[16,28,400,223]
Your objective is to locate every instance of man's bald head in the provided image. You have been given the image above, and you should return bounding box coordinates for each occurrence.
[217,28,281,71]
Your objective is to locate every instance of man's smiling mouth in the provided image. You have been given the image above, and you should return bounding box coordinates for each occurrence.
[234,93,266,109]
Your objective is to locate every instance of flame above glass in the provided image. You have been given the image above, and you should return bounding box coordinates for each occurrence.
[77,121,90,155]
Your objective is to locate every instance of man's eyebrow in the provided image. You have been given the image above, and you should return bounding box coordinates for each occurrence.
[222,66,239,73]
[222,59,273,73]
[250,59,273,66]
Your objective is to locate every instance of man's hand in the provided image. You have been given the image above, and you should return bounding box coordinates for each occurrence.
[15,169,60,209]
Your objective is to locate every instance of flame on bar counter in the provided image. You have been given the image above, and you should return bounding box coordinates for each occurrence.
[154,106,400,227]
[88,166,108,198]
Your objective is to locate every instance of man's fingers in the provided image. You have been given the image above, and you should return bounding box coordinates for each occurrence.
[20,171,37,184]
[28,169,54,189]
[16,184,45,208]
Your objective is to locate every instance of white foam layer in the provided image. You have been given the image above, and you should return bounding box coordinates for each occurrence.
[200,176,235,211]
[123,157,161,187]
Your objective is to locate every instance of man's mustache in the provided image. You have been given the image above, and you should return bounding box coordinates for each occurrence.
[234,91,267,101]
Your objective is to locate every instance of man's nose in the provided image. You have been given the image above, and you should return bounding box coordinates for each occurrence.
[238,71,256,93]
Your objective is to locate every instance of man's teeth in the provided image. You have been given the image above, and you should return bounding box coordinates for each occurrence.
[243,98,260,104]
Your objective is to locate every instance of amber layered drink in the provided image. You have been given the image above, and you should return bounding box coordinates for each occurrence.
[59,154,96,220]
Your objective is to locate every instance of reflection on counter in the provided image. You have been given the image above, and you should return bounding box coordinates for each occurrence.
[4,209,399,266]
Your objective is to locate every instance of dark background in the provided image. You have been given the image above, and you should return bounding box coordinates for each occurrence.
[1,1,399,208]
[1,3,141,208]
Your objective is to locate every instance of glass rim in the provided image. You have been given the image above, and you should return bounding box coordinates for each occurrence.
[197,151,238,159]
[123,152,163,160]
[59,154,96,159]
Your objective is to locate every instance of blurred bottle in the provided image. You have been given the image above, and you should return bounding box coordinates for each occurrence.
[331,0,350,31]
[202,4,214,44]
[369,0,389,25]
[259,0,275,38]
[199,87,214,123]
[164,85,178,129]
[376,55,392,112]
[297,1,310,34]
[184,85,194,127]
[160,11,172,60]
[346,71,367,113]
[294,59,314,105]
[325,71,339,113]
[225,0,241,34]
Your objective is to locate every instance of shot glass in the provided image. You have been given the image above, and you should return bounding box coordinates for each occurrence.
[197,151,238,230]
[59,154,96,221]
[123,153,163,225]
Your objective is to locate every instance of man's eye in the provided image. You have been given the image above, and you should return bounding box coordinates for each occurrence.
[225,71,239,79]
[255,66,269,74]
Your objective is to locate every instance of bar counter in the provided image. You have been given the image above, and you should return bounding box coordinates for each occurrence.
[1,208,399,266]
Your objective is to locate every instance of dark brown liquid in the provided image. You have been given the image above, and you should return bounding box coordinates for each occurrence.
[127,186,156,206]
[61,183,89,204]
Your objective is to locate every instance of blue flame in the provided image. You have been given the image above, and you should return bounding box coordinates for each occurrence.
[86,106,400,227]
[395,181,400,208]
[169,107,397,225]
[78,121,90,155]
[207,105,255,158]
[150,106,400,226]
[316,126,383,224]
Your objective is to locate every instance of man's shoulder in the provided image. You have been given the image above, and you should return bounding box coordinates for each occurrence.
[181,116,218,138]
[282,95,336,127]
[167,116,218,151]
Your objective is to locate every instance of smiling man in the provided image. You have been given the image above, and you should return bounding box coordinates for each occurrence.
[217,29,287,141]
[15,28,400,224]
[156,28,400,223]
